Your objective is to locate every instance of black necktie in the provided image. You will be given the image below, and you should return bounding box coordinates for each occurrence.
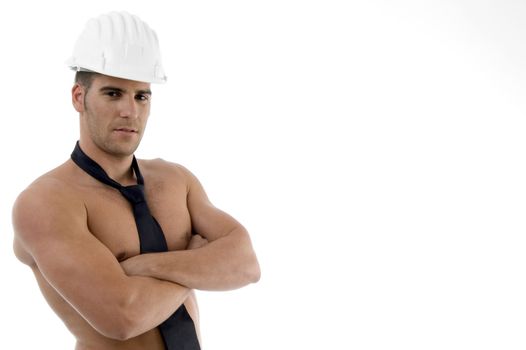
[71,142,200,350]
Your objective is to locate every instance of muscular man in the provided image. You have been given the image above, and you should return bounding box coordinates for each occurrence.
[12,11,260,349]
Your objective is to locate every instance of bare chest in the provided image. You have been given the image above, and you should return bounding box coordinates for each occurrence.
[82,180,191,261]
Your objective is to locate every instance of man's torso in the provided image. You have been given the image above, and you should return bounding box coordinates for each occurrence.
[15,158,199,349]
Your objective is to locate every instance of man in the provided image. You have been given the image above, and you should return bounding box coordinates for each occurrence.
[12,11,260,349]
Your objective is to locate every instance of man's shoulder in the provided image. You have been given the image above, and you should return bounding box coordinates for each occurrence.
[13,161,87,231]
[138,158,195,182]
[19,161,82,199]
[12,162,87,264]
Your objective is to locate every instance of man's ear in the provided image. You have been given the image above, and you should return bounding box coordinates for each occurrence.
[72,83,85,113]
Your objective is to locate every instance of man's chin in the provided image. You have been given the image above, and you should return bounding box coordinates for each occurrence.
[101,142,141,158]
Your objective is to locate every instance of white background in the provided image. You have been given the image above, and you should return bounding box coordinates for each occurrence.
[1,0,525,349]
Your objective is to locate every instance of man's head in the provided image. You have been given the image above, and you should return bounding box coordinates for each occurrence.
[72,73,152,157]
[67,11,165,157]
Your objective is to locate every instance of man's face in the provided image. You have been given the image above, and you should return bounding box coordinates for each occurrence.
[76,74,152,157]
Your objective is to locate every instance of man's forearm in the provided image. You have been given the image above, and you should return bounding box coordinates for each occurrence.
[121,229,260,291]
[117,275,191,339]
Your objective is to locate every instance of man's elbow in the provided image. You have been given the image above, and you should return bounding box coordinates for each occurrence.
[93,296,146,341]
[238,231,261,284]
[252,259,261,283]
[244,256,261,284]
[102,326,135,342]
[226,254,260,289]
[95,310,140,341]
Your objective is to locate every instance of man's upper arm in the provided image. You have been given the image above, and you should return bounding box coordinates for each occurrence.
[181,166,245,241]
[12,181,184,339]
[181,164,261,285]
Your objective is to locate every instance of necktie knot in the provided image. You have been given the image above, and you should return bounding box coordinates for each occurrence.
[120,185,146,205]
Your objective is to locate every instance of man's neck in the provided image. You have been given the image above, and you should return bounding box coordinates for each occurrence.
[78,139,137,186]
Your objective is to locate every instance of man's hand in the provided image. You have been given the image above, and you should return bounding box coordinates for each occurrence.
[120,253,150,277]
[187,234,209,250]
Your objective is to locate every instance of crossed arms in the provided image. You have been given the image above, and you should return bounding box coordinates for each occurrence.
[12,165,260,341]
[120,167,260,291]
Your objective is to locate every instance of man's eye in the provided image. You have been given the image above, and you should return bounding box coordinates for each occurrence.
[136,94,150,101]
[106,91,121,97]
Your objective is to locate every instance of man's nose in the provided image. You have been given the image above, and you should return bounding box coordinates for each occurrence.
[119,96,139,119]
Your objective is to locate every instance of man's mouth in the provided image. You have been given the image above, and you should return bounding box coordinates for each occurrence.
[114,128,137,133]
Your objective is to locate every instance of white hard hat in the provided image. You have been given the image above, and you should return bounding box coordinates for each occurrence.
[66,11,167,83]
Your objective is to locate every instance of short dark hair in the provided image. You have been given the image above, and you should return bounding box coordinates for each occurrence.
[74,71,99,91]
[75,71,100,109]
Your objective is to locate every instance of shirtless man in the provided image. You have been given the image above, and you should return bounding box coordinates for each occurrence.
[11,12,260,349]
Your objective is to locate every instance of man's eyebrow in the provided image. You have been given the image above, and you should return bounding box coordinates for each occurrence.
[99,86,152,96]
[137,89,152,96]
[99,86,125,93]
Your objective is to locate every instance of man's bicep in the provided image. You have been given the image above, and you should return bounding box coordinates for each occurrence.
[13,188,133,336]
[183,167,246,241]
